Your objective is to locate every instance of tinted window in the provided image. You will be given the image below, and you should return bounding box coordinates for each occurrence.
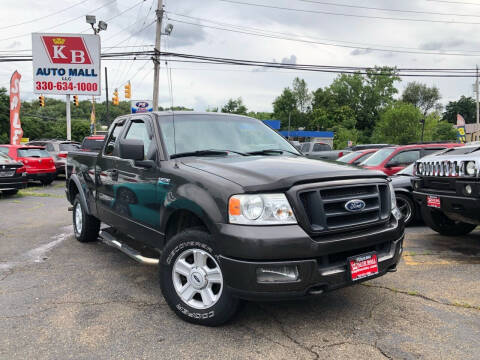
[312,143,331,151]
[423,147,445,156]
[17,148,51,157]
[389,150,421,166]
[104,123,124,156]
[361,148,396,166]
[59,143,80,151]
[46,143,55,152]
[124,120,152,158]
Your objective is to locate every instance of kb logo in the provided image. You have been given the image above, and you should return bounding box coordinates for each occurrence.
[41,36,92,64]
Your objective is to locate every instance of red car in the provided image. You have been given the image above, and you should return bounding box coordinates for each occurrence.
[0,145,56,185]
[337,148,378,165]
[80,135,105,152]
[360,143,464,176]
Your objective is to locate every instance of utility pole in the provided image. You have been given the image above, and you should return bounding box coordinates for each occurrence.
[105,67,109,124]
[476,65,479,124]
[66,94,71,140]
[287,112,291,139]
[152,0,164,111]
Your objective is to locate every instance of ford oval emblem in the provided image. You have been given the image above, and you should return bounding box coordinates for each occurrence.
[345,199,366,212]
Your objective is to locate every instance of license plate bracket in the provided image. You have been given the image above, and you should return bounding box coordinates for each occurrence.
[348,252,379,281]
[427,195,441,209]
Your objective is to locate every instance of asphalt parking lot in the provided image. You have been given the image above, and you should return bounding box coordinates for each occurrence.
[0,180,479,360]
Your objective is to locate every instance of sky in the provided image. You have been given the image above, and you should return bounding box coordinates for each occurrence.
[2,0,480,112]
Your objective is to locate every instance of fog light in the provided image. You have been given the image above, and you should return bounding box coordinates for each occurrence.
[465,184,473,195]
[256,265,299,283]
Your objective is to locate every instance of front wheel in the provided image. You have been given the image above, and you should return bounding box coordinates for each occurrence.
[421,206,477,236]
[159,229,240,326]
[396,193,415,226]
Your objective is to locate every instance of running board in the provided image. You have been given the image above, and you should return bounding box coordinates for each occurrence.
[99,230,159,265]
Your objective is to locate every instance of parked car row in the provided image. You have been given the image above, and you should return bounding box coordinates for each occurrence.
[0,135,105,195]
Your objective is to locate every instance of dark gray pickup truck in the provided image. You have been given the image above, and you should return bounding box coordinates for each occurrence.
[66,111,404,326]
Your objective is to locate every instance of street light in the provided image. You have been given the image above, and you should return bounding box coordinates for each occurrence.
[163,23,174,35]
[86,15,108,35]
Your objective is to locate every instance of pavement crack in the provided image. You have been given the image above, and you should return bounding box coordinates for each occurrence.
[362,283,480,311]
[256,304,320,359]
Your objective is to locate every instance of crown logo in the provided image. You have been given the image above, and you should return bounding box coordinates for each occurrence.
[52,38,66,45]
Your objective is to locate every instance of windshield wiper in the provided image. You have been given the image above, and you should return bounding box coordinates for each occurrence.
[170,150,229,159]
[247,149,300,156]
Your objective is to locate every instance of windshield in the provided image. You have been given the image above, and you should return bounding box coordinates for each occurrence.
[59,143,80,151]
[361,148,396,166]
[17,148,51,158]
[337,151,362,163]
[0,152,12,162]
[158,114,300,156]
[397,163,414,175]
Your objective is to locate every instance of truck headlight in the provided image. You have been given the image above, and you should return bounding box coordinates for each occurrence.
[465,161,476,176]
[389,182,402,220]
[229,194,297,225]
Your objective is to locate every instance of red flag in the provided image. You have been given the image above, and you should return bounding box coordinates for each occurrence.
[9,71,23,145]
[456,114,465,127]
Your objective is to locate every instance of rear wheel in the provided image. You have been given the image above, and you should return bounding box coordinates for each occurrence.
[41,177,54,186]
[421,206,477,236]
[73,194,100,243]
[2,189,18,196]
[159,229,240,326]
[396,193,415,226]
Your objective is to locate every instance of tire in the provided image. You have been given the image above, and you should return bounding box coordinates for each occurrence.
[396,193,415,226]
[2,189,18,196]
[159,229,240,326]
[421,206,477,236]
[73,194,100,243]
[41,177,53,186]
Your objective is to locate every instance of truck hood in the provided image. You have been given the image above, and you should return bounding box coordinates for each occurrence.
[181,156,386,192]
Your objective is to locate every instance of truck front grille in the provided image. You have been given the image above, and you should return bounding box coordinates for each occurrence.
[295,182,390,235]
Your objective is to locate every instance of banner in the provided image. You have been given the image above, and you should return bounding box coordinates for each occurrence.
[32,33,101,95]
[9,71,23,145]
[456,114,466,143]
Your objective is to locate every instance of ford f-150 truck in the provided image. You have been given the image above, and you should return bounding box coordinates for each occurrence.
[66,111,404,326]
[413,145,480,235]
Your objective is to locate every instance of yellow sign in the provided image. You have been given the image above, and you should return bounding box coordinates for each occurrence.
[20,137,29,143]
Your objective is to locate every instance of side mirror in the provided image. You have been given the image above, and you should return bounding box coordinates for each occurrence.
[119,139,144,161]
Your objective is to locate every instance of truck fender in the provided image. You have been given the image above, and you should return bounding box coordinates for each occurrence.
[68,174,91,215]
[160,183,222,237]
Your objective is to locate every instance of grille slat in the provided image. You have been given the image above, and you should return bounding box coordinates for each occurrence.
[296,182,390,235]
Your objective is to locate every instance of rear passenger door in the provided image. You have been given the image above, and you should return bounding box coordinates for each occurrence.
[112,115,163,244]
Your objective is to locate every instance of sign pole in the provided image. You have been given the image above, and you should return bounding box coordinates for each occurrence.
[66,94,71,140]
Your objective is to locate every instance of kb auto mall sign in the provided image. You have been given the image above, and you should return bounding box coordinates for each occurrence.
[32,33,101,95]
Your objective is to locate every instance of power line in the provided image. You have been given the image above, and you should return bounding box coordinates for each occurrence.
[295,0,480,18]
[0,0,118,43]
[0,0,90,30]
[169,12,480,56]
[168,17,480,57]
[217,0,480,25]
[426,0,480,5]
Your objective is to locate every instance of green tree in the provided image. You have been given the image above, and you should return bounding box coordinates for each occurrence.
[372,102,422,144]
[402,82,441,115]
[221,97,247,115]
[443,96,476,124]
[0,87,9,144]
[292,77,312,112]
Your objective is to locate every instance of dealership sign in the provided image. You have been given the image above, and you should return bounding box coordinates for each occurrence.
[131,100,153,113]
[10,71,23,145]
[32,33,101,95]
